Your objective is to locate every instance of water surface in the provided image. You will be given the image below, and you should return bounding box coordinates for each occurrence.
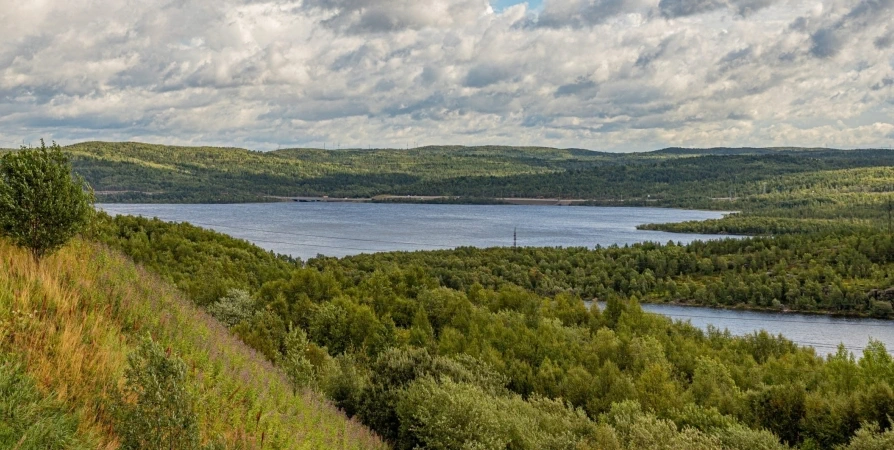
[99,202,735,261]
[598,302,894,357]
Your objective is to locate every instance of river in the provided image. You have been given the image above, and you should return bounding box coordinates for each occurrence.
[594,302,894,357]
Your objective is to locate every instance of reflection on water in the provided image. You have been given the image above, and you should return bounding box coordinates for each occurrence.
[98,202,735,261]
[597,301,894,357]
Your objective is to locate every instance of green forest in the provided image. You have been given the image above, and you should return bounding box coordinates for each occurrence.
[3,141,894,448]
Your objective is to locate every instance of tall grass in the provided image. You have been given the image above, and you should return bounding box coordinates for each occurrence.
[0,353,91,449]
[0,239,385,449]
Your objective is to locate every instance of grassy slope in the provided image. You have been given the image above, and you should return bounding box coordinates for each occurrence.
[0,239,385,449]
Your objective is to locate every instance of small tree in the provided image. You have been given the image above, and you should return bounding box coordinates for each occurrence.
[0,139,93,260]
[279,324,316,391]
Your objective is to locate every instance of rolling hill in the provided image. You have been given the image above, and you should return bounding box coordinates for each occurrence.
[55,142,893,208]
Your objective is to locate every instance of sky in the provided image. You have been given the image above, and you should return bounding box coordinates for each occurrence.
[1,0,892,152]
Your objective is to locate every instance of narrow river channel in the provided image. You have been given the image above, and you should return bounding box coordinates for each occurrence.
[609,302,894,357]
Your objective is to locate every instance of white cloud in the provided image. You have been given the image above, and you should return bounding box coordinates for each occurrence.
[0,0,891,151]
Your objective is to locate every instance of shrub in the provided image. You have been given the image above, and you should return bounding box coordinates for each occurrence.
[321,353,369,417]
[870,301,893,319]
[396,377,598,450]
[839,422,894,450]
[279,324,316,391]
[114,335,202,450]
[207,288,255,327]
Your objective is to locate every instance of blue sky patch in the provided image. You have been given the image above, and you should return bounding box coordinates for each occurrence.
[492,0,542,11]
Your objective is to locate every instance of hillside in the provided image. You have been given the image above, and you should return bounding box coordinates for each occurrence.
[650,147,840,156]
[62,141,893,206]
[0,238,384,449]
[66,141,607,203]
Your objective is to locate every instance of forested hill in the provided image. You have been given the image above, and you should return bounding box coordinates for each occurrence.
[58,141,893,207]
[651,147,843,156]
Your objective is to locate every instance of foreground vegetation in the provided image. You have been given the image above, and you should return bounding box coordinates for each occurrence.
[0,238,384,448]
[93,213,894,449]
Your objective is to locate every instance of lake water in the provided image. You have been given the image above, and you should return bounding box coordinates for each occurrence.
[98,202,735,261]
[596,302,894,357]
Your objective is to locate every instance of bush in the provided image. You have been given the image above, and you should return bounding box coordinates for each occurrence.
[321,353,368,417]
[207,288,255,327]
[870,301,893,319]
[114,335,202,450]
[839,422,894,450]
[396,377,598,450]
[0,139,93,260]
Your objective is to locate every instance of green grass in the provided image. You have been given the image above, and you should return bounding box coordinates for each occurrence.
[0,239,385,449]
[0,354,91,449]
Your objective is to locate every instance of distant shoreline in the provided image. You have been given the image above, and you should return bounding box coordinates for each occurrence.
[262,194,594,206]
[254,194,729,209]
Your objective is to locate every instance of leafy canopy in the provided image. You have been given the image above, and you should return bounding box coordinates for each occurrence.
[0,139,94,259]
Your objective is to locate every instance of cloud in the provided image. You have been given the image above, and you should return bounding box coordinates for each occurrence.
[875,30,894,48]
[657,0,777,18]
[554,79,598,98]
[807,0,894,58]
[538,0,649,27]
[810,28,843,57]
[302,0,487,33]
[0,0,892,152]
[464,63,513,87]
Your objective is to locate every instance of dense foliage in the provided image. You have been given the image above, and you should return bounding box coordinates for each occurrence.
[325,230,894,317]
[96,212,894,449]
[101,214,297,305]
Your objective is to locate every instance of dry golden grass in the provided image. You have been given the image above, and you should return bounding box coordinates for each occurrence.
[0,239,386,449]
